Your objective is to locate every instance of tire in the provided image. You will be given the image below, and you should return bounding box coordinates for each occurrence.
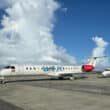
[0,80,5,84]
[58,77,64,80]
[69,77,76,80]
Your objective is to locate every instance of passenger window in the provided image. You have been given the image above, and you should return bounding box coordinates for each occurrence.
[33,67,36,70]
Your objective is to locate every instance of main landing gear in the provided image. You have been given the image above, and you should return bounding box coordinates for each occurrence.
[58,75,76,80]
[69,76,76,80]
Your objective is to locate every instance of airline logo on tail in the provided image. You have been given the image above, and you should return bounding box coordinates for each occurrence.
[82,56,106,72]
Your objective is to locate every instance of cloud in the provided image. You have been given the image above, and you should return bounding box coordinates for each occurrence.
[92,36,109,68]
[0,0,76,65]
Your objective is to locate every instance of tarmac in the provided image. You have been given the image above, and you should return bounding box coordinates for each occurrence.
[0,74,110,110]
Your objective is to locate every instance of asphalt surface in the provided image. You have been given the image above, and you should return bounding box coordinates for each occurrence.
[0,99,23,110]
[0,74,110,110]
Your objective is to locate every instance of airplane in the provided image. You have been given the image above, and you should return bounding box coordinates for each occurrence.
[0,56,106,84]
[102,68,110,77]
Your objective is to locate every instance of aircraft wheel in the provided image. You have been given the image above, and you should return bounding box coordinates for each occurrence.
[69,77,76,80]
[58,77,64,80]
[0,80,5,84]
[0,81,2,84]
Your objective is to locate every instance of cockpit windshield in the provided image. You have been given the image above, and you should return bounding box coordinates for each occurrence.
[105,69,110,71]
[4,66,15,69]
[4,66,10,69]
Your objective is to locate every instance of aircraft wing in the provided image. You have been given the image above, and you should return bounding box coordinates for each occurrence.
[57,71,84,77]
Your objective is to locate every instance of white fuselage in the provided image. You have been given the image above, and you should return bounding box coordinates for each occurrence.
[0,65,82,77]
[0,57,103,81]
[102,69,110,77]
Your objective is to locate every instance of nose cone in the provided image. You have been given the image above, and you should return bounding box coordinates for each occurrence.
[0,70,3,77]
[0,69,3,76]
[102,72,106,76]
[102,71,110,77]
[0,69,10,76]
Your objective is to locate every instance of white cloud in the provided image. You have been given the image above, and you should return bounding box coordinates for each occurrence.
[92,36,109,68]
[0,0,76,65]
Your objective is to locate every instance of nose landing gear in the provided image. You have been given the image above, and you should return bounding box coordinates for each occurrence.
[0,77,6,84]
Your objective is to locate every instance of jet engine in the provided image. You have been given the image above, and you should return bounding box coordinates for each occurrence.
[82,64,94,72]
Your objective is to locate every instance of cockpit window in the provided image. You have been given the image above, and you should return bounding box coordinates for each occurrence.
[4,66,10,69]
[4,66,15,69]
[11,66,15,69]
[105,69,110,71]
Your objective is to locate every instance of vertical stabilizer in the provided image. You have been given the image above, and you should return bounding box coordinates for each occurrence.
[89,56,106,67]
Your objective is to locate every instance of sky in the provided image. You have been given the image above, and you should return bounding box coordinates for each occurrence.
[54,0,110,60]
[0,0,109,68]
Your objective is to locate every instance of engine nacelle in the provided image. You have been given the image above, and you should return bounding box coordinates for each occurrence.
[82,64,94,72]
